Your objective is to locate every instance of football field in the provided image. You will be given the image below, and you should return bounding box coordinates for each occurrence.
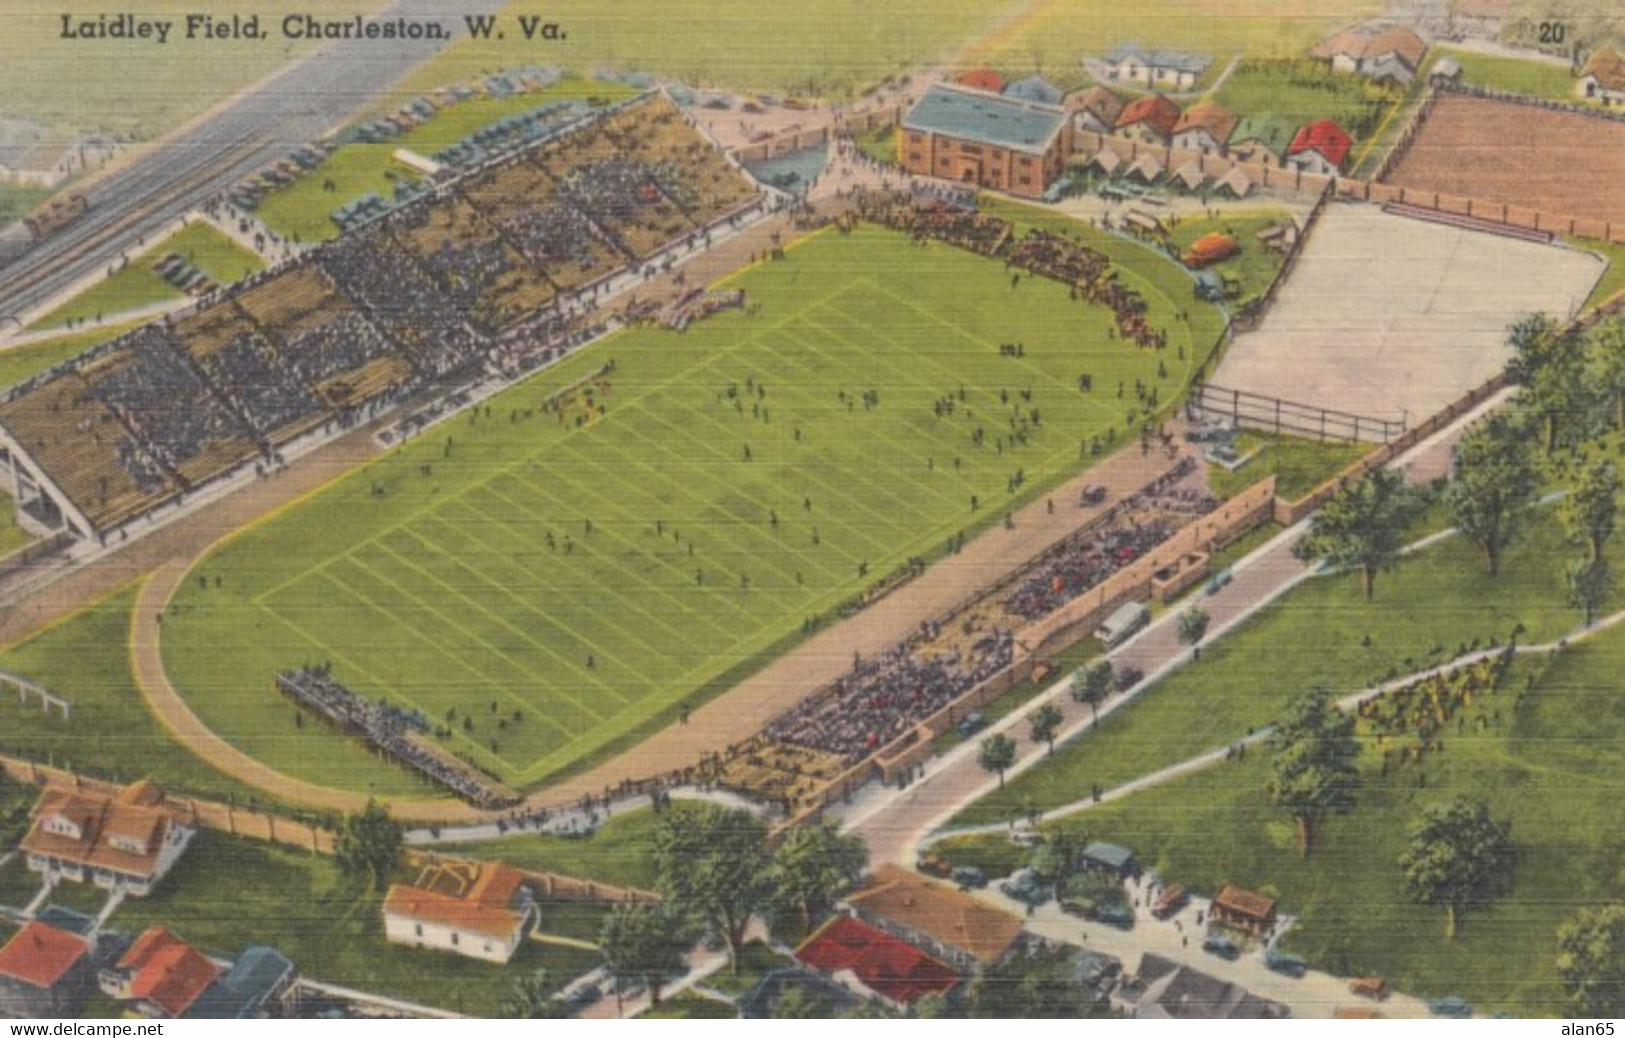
[161,223,1214,791]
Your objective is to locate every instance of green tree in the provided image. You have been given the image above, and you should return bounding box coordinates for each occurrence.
[769,821,868,933]
[1565,555,1613,627]
[1591,320,1625,433]
[771,986,832,1019]
[498,969,573,1019]
[1508,313,1588,453]
[653,804,773,973]
[1266,689,1361,860]
[1028,702,1063,755]
[1070,661,1113,727]
[1296,467,1419,600]
[1399,797,1516,939]
[1177,607,1211,661]
[978,733,1017,789]
[1560,460,1618,564]
[1445,411,1539,575]
[968,945,1110,1018]
[599,904,689,1007]
[1556,904,1625,1017]
[334,799,402,892]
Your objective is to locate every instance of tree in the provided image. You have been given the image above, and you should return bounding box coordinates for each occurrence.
[1445,411,1539,575]
[978,733,1017,789]
[770,821,868,933]
[1399,797,1516,939]
[771,986,832,1019]
[1071,661,1112,727]
[1591,320,1625,433]
[1565,555,1613,627]
[1177,607,1211,661]
[598,904,689,1007]
[968,944,1110,1019]
[652,804,773,973]
[1556,904,1625,1017]
[498,969,573,1019]
[1508,313,1588,453]
[334,799,402,892]
[1296,467,1419,600]
[1266,689,1361,860]
[1560,460,1618,564]
[1028,702,1063,755]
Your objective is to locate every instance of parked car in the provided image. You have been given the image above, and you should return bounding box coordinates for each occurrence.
[916,853,952,878]
[1428,997,1473,1018]
[1264,949,1308,978]
[1000,867,1050,907]
[1091,902,1135,930]
[1151,884,1188,919]
[1202,933,1241,960]
[951,865,987,890]
[956,712,987,738]
[1348,976,1388,1001]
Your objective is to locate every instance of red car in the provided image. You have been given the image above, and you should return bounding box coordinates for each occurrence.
[1152,885,1189,919]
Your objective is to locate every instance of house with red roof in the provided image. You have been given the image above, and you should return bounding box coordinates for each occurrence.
[1578,47,1625,106]
[0,921,95,1017]
[1115,95,1181,145]
[99,925,221,1019]
[383,859,537,964]
[955,68,1005,94]
[795,915,960,1008]
[1312,24,1429,84]
[1285,119,1353,175]
[843,865,1024,973]
[1172,101,1239,155]
[21,780,194,897]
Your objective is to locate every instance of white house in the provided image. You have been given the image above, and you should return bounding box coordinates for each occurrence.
[1100,44,1211,90]
[1578,48,1625,106]
[384,860,537,964]
[21,781,194,897]
[1171,101,1239,155]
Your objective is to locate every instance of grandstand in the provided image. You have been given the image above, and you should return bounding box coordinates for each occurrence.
[0,92,761,542]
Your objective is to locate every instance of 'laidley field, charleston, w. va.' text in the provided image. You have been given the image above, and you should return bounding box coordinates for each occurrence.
[55,12,566,43]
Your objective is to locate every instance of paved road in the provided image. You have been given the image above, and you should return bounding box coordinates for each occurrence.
[0,0,504,327]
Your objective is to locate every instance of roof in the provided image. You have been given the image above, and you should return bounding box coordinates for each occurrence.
[1126,152,1166,182]
[1431,56,1463,78]
[1213,884,1277,922]
[0,922,89,990]
[1312,25,1427,70]
[1081,842,1137,870]
[1287,119,1353,167]
[1116,95,1181,138]
[1173,101,1238,144]
[1173,162,1207,190]
[1217,166,1254,197]
[1130,953,1287,1019]
[1004,75,1062,105]
[902,84,1067,156]
[33,906,95,938]
[119,926,221,1018]
[1088,148,1123,174]
[738,967,860,1020]
[1063,86,1124,125]
[844,865,1024,967]
[21,785,177,880]
[1582,48,1625,91]
[795,916,960,1004]
[383,861,530,939]
[185,947,295,1019]
[1104,43,1210,74]
[955,68,1005,93]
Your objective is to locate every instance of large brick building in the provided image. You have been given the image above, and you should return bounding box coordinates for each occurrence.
[899,84,1070,198]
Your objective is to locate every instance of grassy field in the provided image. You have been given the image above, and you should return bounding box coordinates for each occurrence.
[107,831,600,1016]
[443,805,677,891]
[0,1,345,137]
[1165,208,1295,310]
[1207,431,1373,501]
[28,221,265,330]
[1213,59,1403,151]
[1427,47,1581,103]
[948,512,1589,829]
[1567,236,1625,310]
[0,584,297,805]
[0,184,49,231]
[161,221,1216,792]
[852,123,900,168]
[255,80,637,245]
[642,992,738,1018]
[939,628,1625,1016]
[957,0,1379,92]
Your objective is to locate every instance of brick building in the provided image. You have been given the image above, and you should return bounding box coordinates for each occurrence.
[899,84,1070,199]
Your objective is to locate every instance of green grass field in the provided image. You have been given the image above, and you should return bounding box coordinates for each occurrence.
[0,585,291,805]
[255,80,638,245]
[160,221,1214,792]
[1212,59,1403,150]
[0,320,146,390]
[1207,431,1373,501]
[28,221,265,330]
[949,512,1589,829]
[938,629,1625,1016]
[107,831,599,1016]
[1427,47,1582,104]
[1165,207,1295,310]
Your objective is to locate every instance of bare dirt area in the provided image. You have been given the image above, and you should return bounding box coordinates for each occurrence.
[1383,92,1625,227]
[1212,203,1604,424]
